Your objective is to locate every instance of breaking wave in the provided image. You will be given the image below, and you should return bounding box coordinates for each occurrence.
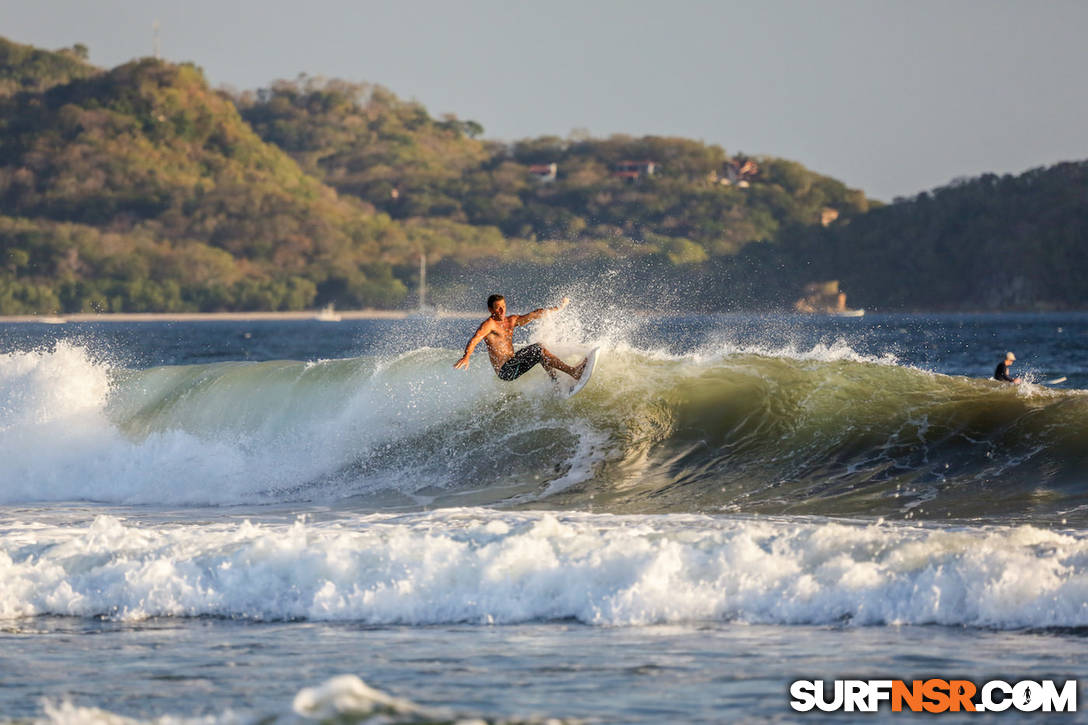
[1,511,1086,629]
[1,340,1086,521]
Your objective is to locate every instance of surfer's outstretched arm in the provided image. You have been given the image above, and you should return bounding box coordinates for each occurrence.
[514,297,570,327]
[454,320,493,369]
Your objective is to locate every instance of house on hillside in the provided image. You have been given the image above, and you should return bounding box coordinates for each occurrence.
[613,160,657,181]
[719,158,759,187]
[527,163,558,183]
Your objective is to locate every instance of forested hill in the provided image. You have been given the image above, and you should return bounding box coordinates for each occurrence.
[734,161,1088,311]
[0,38,453,313]
[0,37,879,313]
[0,37,1082,314]
[0,37,97,95]
[236,78,871,259]
[235,80,1087,312]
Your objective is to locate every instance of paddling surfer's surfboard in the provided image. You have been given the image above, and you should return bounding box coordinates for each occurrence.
[565,347,600,398]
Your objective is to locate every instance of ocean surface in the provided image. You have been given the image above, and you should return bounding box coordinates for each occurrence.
[1,311,1087,722]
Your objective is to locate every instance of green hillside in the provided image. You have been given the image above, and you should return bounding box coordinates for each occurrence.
[0,37,97,96]
[0,50,421,312]
[237,77,490,219]
[238,78,871,263]
[0,38,875,315]
[744,161,1088,311]
[4,37,1079,315]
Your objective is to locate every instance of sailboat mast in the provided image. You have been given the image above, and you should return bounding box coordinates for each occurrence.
[418,252,426,309]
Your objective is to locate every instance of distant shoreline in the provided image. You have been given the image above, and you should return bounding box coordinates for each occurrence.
[1,309,1084,324]
[0,309,480,323]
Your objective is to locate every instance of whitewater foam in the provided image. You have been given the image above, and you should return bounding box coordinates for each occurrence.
[2,510,1086,629]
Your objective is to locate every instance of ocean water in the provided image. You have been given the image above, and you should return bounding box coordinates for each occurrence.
[1,311,1087,723]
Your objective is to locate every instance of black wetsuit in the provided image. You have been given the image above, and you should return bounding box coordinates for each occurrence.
[497,343,544,381]
[994,361,1016,382]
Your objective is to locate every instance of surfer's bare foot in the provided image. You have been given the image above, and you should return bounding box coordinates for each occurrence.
[573,360,587,380]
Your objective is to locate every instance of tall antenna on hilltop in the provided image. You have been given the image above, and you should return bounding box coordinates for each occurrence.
[152,20,161,59]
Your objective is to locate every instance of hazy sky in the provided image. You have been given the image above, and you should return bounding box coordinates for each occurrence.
[4,0,1086,200]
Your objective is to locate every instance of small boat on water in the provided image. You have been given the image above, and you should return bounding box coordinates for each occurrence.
[315,304,341,322]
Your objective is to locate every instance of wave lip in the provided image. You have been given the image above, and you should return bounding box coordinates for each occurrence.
[2,512,1086,629]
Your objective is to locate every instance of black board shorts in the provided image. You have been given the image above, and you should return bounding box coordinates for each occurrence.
[497,343,544,381]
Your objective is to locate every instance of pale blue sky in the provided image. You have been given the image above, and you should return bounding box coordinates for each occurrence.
[3,0,1086,200]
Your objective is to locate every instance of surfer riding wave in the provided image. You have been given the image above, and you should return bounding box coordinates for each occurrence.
[454,294,586,383]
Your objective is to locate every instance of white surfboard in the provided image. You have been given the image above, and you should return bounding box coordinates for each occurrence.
[565,347,600,398]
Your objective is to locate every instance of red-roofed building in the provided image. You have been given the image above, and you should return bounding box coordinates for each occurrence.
[613,160,657,181]
[527,163,558,183]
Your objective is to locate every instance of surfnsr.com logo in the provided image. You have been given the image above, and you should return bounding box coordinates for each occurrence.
[790,679,1077,713]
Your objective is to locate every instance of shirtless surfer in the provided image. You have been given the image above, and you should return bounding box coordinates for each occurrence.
[454,294,586,383]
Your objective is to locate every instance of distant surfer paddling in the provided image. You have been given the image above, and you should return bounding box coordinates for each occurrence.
[454,294,586,383]
[994,351,1021,384]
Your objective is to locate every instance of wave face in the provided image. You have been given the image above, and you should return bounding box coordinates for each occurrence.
[1,341,1086,521]
[2,512,1087,629]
